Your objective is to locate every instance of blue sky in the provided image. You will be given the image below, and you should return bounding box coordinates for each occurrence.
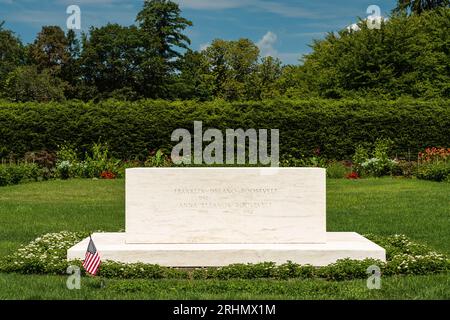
[0,0,397,64]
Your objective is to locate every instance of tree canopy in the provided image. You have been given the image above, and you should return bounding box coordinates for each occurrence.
[394,0,449,14]
[0,21,24,84]
[298,7,450,98]
[0,2,448,102]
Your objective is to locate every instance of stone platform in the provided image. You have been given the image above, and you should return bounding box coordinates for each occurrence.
[67,232,385,267]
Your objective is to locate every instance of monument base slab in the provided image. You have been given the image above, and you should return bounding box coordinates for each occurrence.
[67,232,385,267]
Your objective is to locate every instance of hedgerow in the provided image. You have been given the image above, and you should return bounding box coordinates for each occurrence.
[0,98,448,160]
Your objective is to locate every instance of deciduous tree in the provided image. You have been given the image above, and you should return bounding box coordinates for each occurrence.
[0,22,24,83]
[394,0,449,14]
[29,26,69,75]
[80,24,146,99]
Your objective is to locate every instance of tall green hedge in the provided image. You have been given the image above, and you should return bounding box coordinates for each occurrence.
[0,98,448,160]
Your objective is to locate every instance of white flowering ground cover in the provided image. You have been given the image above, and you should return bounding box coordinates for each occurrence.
[0,231,448,281]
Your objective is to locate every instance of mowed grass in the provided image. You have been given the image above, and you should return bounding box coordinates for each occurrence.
[0,178,448,299]
[0,273,448,300]
[327,178,450,254]
[0,179,124,257]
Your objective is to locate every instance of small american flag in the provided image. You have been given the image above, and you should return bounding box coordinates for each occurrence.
[83,235,101,276]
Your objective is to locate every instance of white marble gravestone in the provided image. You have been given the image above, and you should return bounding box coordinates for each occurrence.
[126,168,326,244]
[67,168,385,266]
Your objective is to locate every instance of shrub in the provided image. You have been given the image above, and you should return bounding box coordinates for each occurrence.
[365,234,437,260]
[0,231,88,274]
[56,160,71,180]
[418,147,450,163]
[416,147,450,182]
[391,160,417,178]
[0,98,448,161]
[55,144,78,179]
[56,144,78,163]
[272,261,316,280]
[326,161,351,179]
[317,258,382,281]
[214,262,276,280]
[361,158,397,177]
[352,145,369,175]
[55,143,123,179]
[1,231,448,281]
[280,156,327,168]
[80,143,122,178]
[144,149,173,167]
[0,163,41,186]
[3,66,66,102]
[385,252,448,276]
[24,150,56,180]
[98,261,187,280]
[416,162,450,182]
[352,139,398,177]
[369,234,449,276]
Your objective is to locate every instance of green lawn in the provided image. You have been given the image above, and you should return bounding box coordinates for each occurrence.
[0,273,448,300]
[0,178,449,299]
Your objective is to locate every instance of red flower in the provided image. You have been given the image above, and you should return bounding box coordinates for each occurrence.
[346,172,360,179]
[419,147,449,163]
[313,147,321,156]
[100,171,116,179]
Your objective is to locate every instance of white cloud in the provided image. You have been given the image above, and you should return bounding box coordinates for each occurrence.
[346,16,388,32]
[257,31,278,57]
[256,31,300,64]
[346,23,360,32]
[199,42,210,51]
